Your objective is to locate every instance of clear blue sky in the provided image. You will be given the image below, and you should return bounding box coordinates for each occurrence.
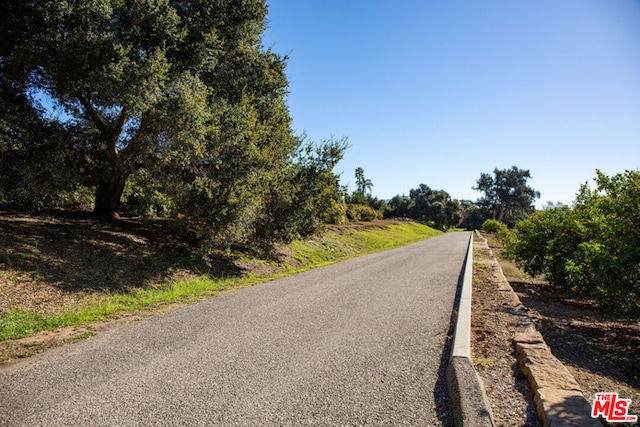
[262,0,640,206]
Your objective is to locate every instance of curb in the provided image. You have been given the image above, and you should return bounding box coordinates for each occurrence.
[477,232,601,427]
[447,232,495,427]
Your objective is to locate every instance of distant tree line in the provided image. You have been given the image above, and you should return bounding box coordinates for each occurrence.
[320,166,542,232]
[386,185,461,230]
[330,168,462,230]
[372,166,541,231]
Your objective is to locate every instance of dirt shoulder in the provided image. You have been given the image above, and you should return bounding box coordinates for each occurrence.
[509,280,640,418]
[471,233,541,426]
[475,231,640,424]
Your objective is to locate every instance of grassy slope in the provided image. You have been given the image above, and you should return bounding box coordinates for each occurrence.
[0,221,442,342]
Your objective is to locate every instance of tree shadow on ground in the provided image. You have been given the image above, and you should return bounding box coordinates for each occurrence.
[0,212,243,296]
[511,359,543,426]
[510,280,640,394]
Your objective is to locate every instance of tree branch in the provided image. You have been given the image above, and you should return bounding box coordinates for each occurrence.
[121,111,151,169]
[110,106,130,156]
[77,94,110,141]
[77,96,130,159]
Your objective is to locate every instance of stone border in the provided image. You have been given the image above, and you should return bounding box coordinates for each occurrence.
[447,233,495,427]
[477,231,601,427]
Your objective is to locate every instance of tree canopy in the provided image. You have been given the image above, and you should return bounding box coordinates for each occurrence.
[0,0,346,250]
[474,166,540,225]
[387,184,461,230]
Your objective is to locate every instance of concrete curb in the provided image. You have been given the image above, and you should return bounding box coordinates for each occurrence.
[447,232,495,427]
[476,232,601,427]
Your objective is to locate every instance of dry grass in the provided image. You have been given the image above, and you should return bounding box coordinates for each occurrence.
[0,213,440,364]
[481,231,640,417]
[0,213,208,313]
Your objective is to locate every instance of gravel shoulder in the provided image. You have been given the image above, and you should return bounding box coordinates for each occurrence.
[471,233,541,427]
[472,231,640,426]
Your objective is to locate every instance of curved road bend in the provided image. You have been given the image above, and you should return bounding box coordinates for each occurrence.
[0,231,470,426]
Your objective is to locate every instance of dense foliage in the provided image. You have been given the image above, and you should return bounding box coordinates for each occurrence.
[341,168,385,222]
[506,170,640,313]
[462,206,485,230]
[386,184,461,230]
[474,166,540,226]
[0,0,346,251]
[482,219,507,235]
[346,203,382,222]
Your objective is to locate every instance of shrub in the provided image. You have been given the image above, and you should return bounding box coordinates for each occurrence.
[482,219,507,234]
[506,170,640,313]
[347,204,382,222]
[324,200,349,225]
[506,207,582,286]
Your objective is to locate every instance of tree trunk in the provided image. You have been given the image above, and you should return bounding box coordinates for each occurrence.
[93,165,130,216]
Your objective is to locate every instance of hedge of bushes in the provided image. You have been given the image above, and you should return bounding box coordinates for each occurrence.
[504,170,639,313]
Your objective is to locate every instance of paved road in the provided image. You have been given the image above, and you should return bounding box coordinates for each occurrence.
[0,232,470,426]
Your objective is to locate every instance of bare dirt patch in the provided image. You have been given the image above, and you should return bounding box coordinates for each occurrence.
[472,235,541,427]
[510,279,640,418]
[479,231,640,424]
[0,212,203,311]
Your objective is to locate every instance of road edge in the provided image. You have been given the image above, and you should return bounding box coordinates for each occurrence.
[447,232,495,427]
[476,231,602,427]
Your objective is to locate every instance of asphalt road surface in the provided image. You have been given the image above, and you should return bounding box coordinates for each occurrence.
[0,232,470,426]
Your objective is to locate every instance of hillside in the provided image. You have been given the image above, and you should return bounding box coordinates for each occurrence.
[0,212,440,363]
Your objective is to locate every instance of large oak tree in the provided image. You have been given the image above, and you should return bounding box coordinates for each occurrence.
[1,0,345,248]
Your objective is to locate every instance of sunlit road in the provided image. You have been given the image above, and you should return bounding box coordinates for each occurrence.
[0,232,470,426]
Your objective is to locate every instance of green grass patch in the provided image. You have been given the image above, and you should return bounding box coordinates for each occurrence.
[0,221,441,342]
[0,277,242,341]
[0,310,47,341]
[290,222,442,267]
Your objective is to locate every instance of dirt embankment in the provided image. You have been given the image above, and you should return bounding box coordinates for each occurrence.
[0,213,405,363]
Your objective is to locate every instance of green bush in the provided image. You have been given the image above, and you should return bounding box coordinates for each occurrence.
[505,207,582,286]
[482,219,507,234]
[324,200,349,225]
[347,204,382,222]
[506,170,640,313]
[122,169,175,217]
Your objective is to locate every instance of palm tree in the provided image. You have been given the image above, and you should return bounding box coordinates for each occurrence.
[355,167,373,196]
